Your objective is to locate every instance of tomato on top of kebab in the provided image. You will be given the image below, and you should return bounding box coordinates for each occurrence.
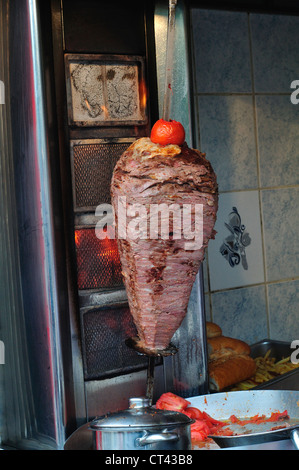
[150,118,185,146]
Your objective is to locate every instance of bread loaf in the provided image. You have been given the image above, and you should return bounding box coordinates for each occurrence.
[206,321,222,339]
[209,355,257,391]
[208,336,251,362]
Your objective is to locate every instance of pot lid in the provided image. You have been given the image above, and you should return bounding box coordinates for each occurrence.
[90,397,193,431]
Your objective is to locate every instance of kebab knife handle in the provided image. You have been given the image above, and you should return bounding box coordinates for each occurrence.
[162,0,177,121]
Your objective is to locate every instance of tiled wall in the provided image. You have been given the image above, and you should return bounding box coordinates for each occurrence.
[191,9,299,344]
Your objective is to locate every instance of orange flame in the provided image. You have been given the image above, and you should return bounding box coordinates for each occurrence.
[75,228,122,289]
[84,99,92,112]
[101,105,109,119]
[139,78,148,112]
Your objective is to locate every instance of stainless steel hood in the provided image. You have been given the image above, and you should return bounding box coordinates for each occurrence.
[0,0,72,449]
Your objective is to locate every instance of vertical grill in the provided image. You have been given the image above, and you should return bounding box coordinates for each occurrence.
[64,51,155,381]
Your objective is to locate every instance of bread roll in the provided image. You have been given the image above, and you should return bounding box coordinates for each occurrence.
[208,355,256,391]
[206,321,222,339]
[208,336,251,362]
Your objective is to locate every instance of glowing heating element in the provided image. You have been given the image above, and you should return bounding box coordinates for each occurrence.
[75,227,122,290]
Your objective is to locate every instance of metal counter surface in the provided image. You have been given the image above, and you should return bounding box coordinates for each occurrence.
[64,421,297,450]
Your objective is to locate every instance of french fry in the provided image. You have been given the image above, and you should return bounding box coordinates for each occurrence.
[230,350,299,391]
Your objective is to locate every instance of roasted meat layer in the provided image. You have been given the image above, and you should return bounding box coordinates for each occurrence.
[111,138,218,352]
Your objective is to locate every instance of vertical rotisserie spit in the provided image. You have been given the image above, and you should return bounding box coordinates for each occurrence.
[111,120,218,354]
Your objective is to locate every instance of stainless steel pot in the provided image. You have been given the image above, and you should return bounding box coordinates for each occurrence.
[90,397,194,450]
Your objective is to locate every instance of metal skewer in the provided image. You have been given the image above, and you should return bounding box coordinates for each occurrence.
[126,1,179,405]
[162,0,178,121]
[146,356,156,402]
[125,336,178,403]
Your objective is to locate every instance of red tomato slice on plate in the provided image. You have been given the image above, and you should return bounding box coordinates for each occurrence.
[155,392,190,411]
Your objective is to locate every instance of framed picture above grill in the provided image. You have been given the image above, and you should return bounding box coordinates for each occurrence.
[65,54,148,127]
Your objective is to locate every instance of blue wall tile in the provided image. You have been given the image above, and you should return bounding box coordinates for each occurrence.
[256,95,299,187]
[268,280,299,342]
[211,286,268,344]
[208,191,264,291]
[261,188,299,282]
[250,14,299,93]
[192,9,252,93]
[192,8,299,345]
[198,95,257,192]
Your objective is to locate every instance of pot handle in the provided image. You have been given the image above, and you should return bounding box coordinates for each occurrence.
[290,428,299,450]
[136,430,179,447]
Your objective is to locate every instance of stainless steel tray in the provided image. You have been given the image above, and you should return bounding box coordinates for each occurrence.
[250,339,299,391]
[189,390,299,449]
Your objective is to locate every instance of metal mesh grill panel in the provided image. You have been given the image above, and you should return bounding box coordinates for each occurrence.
[81,306,149,380]
[72,141,131,209]
[75,228,122,290]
